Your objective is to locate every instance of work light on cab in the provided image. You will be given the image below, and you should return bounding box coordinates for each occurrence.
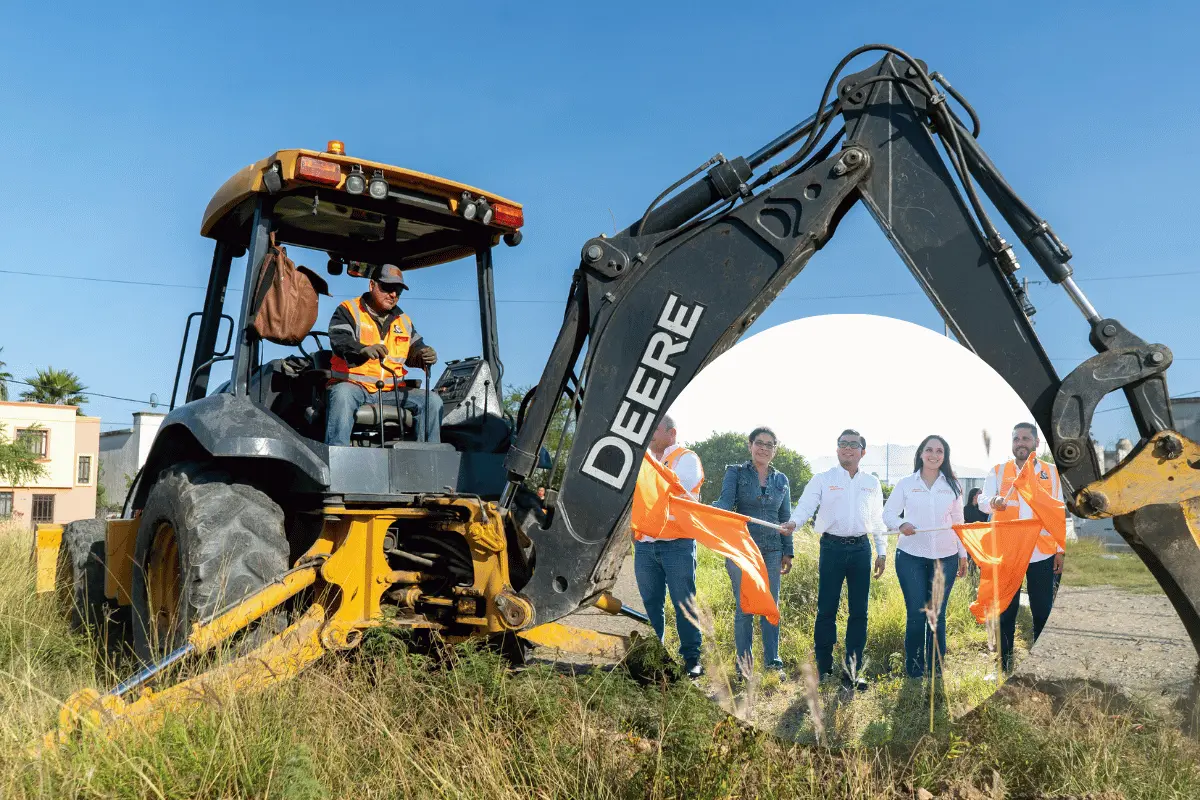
[460,191,478,221]
[476,197,494,226]
[345,165,366,195]
[368,170,389,200]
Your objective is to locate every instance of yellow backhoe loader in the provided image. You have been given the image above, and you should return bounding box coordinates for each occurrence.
[34,44,1200,751]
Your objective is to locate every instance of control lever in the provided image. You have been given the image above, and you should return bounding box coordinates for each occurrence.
[378,358,405,443]
[374,377,386,444]
[423,365,432,442]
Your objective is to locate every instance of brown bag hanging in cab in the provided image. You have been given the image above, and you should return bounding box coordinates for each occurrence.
[249,232,329,345]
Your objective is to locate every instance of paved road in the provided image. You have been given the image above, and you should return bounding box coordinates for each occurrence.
[1009,585,1200,732]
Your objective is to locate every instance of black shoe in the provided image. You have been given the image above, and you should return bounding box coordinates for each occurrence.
[841,671,868,692]
[685,662,705,680]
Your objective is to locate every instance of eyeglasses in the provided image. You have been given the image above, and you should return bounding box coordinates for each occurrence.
[377,284,403,295]
[752,440,777,450]
[836,440,864,450]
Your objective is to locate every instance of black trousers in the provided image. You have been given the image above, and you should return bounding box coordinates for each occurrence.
[999,556,1056,672]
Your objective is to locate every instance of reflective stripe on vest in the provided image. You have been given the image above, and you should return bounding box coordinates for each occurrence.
[328,298,412,393]
[663,447,704,498]
[993,458,1061,554]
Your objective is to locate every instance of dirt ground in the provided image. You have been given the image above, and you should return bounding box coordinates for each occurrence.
[533,553,1200,735]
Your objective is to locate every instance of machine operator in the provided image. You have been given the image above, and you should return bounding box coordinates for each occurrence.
[324,264,443,445]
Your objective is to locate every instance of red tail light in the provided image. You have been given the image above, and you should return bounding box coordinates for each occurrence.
[492,202,524,229]
[296,156,342,186]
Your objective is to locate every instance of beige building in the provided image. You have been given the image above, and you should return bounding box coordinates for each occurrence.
[0,401,100,526]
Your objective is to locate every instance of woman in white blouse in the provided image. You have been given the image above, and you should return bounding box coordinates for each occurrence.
[883,435,969,679]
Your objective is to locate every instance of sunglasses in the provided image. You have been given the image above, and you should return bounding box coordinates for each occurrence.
[752,440,777,450]
[376,284,403,295]
[836,440,864,449]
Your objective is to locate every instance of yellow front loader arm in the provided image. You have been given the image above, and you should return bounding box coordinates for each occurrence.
[36,537,644,754]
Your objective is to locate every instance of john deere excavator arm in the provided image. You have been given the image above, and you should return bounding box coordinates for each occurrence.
[504,45,1200,652]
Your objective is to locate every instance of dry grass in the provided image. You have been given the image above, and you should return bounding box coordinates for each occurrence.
[2,520,1199,799]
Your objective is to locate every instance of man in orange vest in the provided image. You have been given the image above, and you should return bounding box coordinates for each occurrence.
[324,264,442,446]
[632,412,706,679]
[982,422,1065,675]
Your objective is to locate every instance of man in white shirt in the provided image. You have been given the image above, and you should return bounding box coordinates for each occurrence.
[781,429,887,690]
[981,422,1065,674]
[632,413,706,679]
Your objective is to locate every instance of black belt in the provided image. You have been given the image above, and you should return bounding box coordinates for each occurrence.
[821,533,868,542]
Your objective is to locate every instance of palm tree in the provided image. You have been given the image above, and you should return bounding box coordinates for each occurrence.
[20,367,87,410]
[0,347,11,402]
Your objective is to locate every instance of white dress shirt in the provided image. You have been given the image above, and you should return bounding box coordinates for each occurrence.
[883,471,967,560]
[638,444,704,543]
[789,465,888,558]
[982,459,1064,564]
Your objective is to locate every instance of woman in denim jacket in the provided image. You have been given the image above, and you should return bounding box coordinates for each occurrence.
[713,426,793,679]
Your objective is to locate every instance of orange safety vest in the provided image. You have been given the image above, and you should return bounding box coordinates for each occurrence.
[329,297,413,393]
[634,446,704,543]
[663,446,705,498]
[992,458,1061,555]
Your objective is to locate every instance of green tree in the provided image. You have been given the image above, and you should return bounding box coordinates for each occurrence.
[502,384,576,491]
[0,347,11,401]
[0,423,46,487]
[20,367,87,411]
[686,431,812,505]
[1038,448,1055,464]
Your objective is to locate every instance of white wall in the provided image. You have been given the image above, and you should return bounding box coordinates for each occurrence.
[97,412,164,509]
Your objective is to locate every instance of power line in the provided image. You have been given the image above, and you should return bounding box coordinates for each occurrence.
[3,377,162,407]
[0,268,563,305]
[6,265,1199,304]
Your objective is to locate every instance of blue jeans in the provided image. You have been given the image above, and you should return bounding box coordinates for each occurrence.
[814,535,872,677]
[633,538,702,666]
[999,556,1056,673]
[894,549,960,678]
[325,381,444,446]
[725,548,783,673]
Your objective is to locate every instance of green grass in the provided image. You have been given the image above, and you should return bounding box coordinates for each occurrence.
[3,521,1199,798]
[1062,537,1163,594]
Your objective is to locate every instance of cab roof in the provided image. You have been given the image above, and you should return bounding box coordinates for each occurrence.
[201,147,523,270]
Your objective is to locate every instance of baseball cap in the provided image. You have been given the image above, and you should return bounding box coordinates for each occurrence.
[374,263,409,290]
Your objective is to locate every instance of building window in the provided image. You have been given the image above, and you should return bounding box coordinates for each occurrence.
[31,494,55,523]
[77,455,92,484]
[16,428,49,458]
[0,492,12,518]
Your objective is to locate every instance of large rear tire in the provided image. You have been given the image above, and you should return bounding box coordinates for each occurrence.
[131,462,288,664]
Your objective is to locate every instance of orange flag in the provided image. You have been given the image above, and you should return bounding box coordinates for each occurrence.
[1013,459,1067,554]
[631,454,780,625]
[630,451,688,540]
[954,519,1045,623]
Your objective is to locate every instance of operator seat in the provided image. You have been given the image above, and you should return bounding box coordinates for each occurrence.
[296,340,419,444]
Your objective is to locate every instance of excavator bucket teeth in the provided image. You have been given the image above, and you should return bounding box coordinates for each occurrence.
[37,604,329,753]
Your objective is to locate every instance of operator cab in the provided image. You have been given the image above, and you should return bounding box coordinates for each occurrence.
[173,141,525,499]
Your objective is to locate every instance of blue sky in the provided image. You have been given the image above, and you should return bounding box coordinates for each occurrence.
[1,1,1196,447]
